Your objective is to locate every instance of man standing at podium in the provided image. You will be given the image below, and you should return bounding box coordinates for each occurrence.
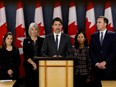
[41,17,73,57]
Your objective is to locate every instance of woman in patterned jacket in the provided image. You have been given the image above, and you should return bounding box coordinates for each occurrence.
[74,31,92,87]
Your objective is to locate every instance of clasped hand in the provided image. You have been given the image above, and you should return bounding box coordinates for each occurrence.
[95,61,106,69]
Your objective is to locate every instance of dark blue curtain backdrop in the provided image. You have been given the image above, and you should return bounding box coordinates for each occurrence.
[4,0,116,37]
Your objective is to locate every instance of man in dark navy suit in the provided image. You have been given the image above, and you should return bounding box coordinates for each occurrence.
[41,17,73,57]
[89,16,116,87]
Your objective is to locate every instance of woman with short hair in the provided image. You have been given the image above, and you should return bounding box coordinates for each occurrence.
[23,22,44,87]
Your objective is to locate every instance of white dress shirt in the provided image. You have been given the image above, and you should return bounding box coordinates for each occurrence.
[99,29,107,42]
[54,32,61,50]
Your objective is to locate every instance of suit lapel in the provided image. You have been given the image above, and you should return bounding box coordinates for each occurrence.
[96,32,101,46]
[102,30,108,46]
[58,33,63,51]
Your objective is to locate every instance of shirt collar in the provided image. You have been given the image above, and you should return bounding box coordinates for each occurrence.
[54,32,61,37]
[100,29,107,34]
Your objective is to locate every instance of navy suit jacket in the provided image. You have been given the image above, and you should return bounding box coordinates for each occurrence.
[90,30,116,66]
[41,33,73,57]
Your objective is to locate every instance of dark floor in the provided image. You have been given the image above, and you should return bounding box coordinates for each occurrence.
[16,77,94,87]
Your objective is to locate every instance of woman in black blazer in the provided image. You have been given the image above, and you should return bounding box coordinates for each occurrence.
[0,32,20,80]
[23,22,44,87]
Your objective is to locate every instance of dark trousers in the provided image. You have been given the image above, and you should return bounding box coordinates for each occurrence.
[74,74,90,87]
[92,67,104,87]
[24,64,38,87]
[13,79,20,87]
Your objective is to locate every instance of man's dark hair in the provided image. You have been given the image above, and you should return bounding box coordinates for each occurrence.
[98,16,109,25]
[52,17,63,25]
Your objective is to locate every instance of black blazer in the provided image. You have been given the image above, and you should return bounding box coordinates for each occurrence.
[90,30,116,66]
[0,46,20,80]
[41,33,73,57]
[23,36,44,61]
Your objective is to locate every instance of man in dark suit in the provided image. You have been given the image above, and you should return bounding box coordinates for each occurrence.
[41,17,73,57]
[89,16,116,87]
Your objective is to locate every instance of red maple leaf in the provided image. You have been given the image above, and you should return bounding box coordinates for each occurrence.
[68,22,78,35]
[38,22,45,36]
[0,23,7,46]
[15,24,25,48]
[68,22,78,45]
[85,18,96,44]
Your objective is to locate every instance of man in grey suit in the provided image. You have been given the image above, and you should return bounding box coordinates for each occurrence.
[89,16,116,87]
[41,17,73,57]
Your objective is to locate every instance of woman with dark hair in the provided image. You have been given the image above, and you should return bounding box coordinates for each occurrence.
[74,31,92,87]
[0,32,20,80]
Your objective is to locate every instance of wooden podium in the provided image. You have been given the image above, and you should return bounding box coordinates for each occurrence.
[101,80,116,87]
[34,57,74,87]
[0,80,16,87]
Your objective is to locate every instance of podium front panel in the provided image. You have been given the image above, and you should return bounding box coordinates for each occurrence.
[39,60,73,87]
[0,80,16,87]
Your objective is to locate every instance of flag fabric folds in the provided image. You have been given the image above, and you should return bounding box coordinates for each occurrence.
[104,0,114,31]
[52,1,62,32]
[0,1,7,46]
[15,1,25,78]
[85,2,96,44]
[34,1,45,38]
[53,1,62,19]
[68,2,78,45]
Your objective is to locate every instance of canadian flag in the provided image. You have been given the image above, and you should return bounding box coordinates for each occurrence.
[104,0,114,31]
[53,1,62,19]
[85,2,96,44]
[34,1,45,38]
[15,1,25,78]
[0,1,7,46]
[68,2,78,45]
[52,1,62,32]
